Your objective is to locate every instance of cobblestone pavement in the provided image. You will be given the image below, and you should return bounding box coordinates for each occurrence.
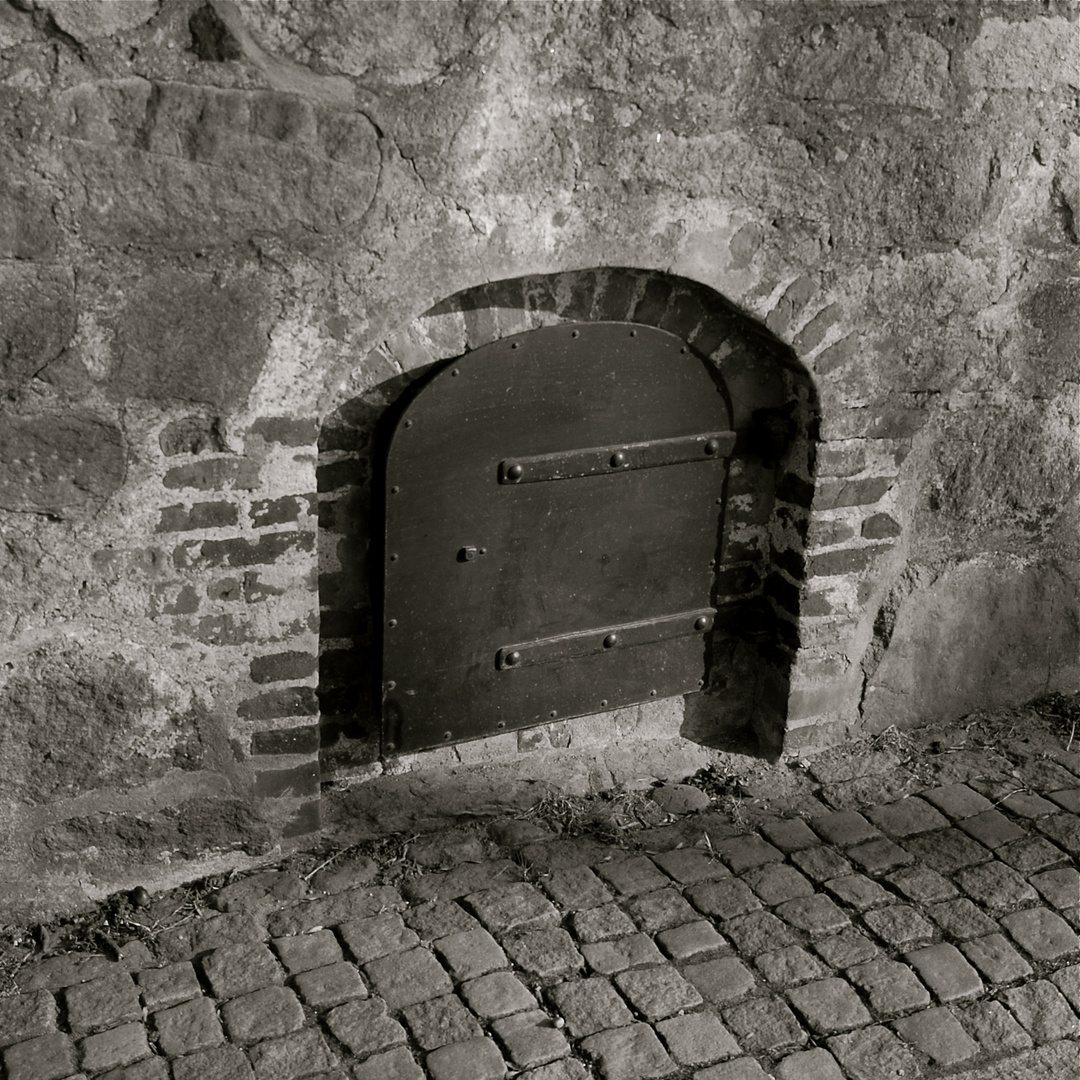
[2,714,1079,1080]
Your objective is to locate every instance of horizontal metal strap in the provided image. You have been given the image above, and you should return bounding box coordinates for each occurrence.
[496,608,716,670]
[499,431,735,484]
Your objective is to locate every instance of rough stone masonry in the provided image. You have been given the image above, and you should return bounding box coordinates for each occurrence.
[0,0,1076,920]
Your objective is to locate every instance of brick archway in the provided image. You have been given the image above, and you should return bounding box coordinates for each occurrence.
[316,268,818,777]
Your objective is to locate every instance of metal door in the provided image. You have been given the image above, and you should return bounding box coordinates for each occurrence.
[381,322,733,752]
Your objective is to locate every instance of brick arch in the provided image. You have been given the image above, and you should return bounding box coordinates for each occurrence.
[316,268,818,776]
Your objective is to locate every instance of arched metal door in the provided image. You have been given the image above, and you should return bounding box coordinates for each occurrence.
[381,322,733,753]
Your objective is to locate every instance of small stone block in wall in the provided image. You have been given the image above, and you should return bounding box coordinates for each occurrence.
[79,1023,151,1074]
[251,725,320,755]
[0,989,57,1048]
[254,761,320,799]
[250,651,319,684]
[239,687,319,721]
[2,1033,77,1080]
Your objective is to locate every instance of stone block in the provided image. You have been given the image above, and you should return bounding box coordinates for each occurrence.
[656,1011,740,1066]
[2,1033,77,1080]
[813,928,879,970]
[957,809,1028,849]
[219,987,304,1045]
[904,944,983,1004]
[695,1060,772,1080]
[685,879,762,920]
[744,864,814,905]
[892,1007,979,1066]
[955,861,1037,911]
[540,866,614,909]
[723,997,807,1054]
[247,1028,339,1080]
[1031,867,1080,910]
[0,411,125,517]
[650,848,731,885]
[571,903,638,944]
[826,1025,919,1080]
[774,1048,845,1080]
[325,998,406,1056]
[787,978,870,1034]
[847,959,930,1018]
[723,911,798,955]
[0,990,57,1049]
[999,906,1080,963]
[200,943,284,1000]
[465,883,559,933]
[339,913,419,964]
[548,977,633,1038]
[491,1009,570,1068]
[613,967,702,1021]
[579,1023,678,1080]
[885,865,958,904]
[922,784,994,820]
[758,818,821,852]
[809,811,881,847]
[655,920,726,961]
[791,846,853,883]
[960,933,1034,985]
[774,895,850,936]
[433,929,507,981]
[352,1047,424,1080]
[425,1038,506,1080]
[997,835,1069,874]
[64,973,142,1036]
[292,961,367,1010]
[865,797,948,837]
[595,857,672,897]
[460,972,537,1019]
[846,838,913,875]
[153,997,223,1056]
[1002,980,1080,1042]
[927,898,999,940]
[502,928,583,978]
[755,946,829,988]
[956,1000,1033,1055]
[824,873,891,911]
[170,1045,255,1080]
[402,994,482,1050]
[904,830,991,873]
[682,957,756,1004]
[78,1024,150,1074]
[623,889,699,933]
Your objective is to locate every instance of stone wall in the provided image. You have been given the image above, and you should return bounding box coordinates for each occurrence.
[0,0,1076,919]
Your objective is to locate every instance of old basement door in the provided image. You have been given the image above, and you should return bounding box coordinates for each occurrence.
[381,322,734,753]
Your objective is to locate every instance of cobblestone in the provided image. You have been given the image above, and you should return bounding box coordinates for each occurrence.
[491,1008,570,1068]
[0,989,57,1048]
[65,973,142,1036]
[655,1012,740,1066]
[847,959,930,1018]
[681,958,756,1006]
[153,997,223,1055]
[339,913,419,964]
[433,928,507,980]
[614,966,703,1020]
[1002,980,1080,1041]
[580,1023,677,1080]
[999,905,1080,962]
[402,994,482,1050]
[892,1006,980,1065]
[3,1033,78,1080]
[8,712,1080,1080]
[755,945,829,987]
[904,943,983,1003]
[787,978,870,1033]
[292,960,367,1009]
